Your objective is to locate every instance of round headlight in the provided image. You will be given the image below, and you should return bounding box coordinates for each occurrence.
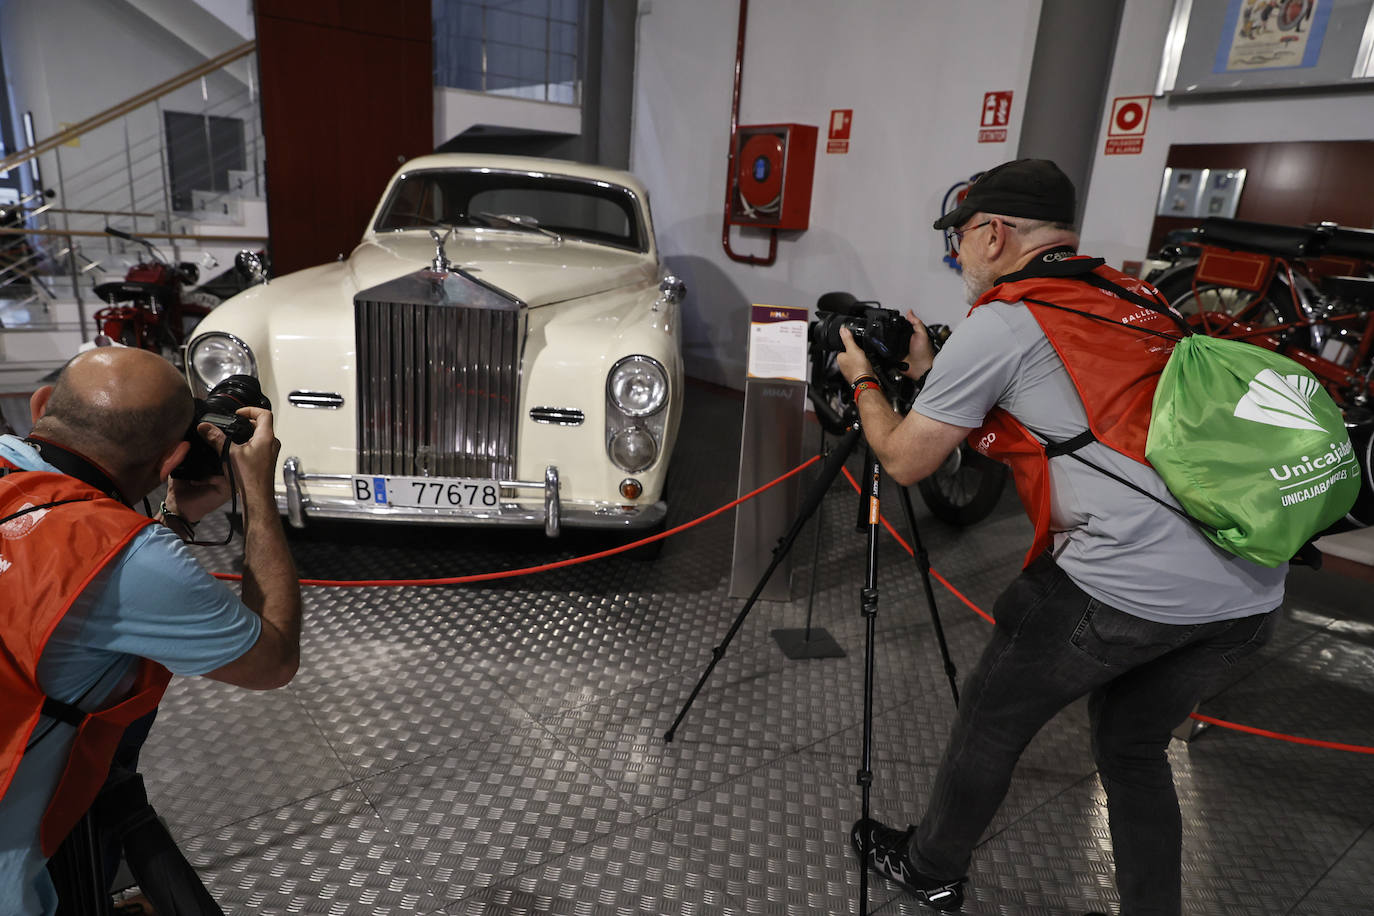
[608,356,667,417]
[188,332,256,393]
[609,426,657,472]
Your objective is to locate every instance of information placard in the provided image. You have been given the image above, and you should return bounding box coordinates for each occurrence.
[747,304,808,381]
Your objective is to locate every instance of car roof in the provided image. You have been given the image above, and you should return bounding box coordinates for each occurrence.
[387,154,650,199]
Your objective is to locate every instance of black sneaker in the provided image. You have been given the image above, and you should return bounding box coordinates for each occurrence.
[851,817,965,911]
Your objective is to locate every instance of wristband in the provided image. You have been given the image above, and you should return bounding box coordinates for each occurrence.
[849,374,879,393]
[851,379,883,401]
[158,500,197,541]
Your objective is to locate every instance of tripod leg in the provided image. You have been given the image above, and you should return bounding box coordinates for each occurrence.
[898,487,961,705]
[664,425,863,743]
[856,449,883,916]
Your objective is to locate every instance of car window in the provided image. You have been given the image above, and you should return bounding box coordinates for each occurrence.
[374,170,645,252]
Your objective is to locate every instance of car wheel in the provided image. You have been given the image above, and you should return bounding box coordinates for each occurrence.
[916,443,1007,526]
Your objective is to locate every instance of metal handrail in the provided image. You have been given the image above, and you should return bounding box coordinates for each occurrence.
[0,227,267,244]
[0,40,256,175]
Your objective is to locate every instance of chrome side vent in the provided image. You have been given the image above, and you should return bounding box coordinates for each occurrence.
[529,406,585,426]
[288,390,345,409]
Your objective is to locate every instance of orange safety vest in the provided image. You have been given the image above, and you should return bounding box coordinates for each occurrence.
[965,254,1181,568]
[0,459,171,856]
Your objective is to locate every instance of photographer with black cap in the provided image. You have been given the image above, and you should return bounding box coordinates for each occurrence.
[0,346,301,915]
[837,159,1285,914]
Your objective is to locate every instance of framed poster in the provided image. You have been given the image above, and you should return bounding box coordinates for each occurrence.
[1156,167,1248,218]
[1157,0,1374,95]
[1200,168,1247,217]
[1157,167,1207,216]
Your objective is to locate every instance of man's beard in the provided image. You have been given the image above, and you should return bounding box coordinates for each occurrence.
[963,260,997,306]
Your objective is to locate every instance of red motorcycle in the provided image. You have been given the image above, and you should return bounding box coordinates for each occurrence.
[93,227,220,358]
[1146,217,1374,527]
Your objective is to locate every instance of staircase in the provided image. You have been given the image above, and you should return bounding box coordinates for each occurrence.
[0,41,266,425]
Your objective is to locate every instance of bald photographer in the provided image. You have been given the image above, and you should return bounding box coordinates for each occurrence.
[0,347,302,915]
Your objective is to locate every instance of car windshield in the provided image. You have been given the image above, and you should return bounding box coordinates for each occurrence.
[374,169,646,252]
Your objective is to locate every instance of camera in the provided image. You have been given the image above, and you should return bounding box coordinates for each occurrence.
[809,292,948,370]
[172,375,272,480]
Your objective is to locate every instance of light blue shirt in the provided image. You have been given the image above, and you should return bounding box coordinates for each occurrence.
[0,435,262,915]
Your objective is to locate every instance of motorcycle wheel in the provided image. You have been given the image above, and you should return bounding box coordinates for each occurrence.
[1344,411,1374,528]
[1153,266,1301,332]
[917,442,1007,526]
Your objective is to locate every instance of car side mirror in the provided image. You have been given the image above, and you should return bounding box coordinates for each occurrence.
[236,250,269,286]
[658,274,685,305]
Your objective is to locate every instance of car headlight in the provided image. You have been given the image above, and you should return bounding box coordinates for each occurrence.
[187,332,257,395]
[609,426,657,472]
[607,355,667,417]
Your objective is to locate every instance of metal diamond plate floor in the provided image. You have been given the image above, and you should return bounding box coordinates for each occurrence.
[135,379,1374,914]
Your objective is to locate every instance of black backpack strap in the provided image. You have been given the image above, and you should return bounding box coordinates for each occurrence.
[1043,429,1096,457]
[0,497,93,526]
[1035,427,1204,529]
[1075,270,1195,337]
[40,696,89,728]
[1019,295,1187,343]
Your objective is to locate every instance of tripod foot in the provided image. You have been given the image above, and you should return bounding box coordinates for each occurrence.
[771,627,846,659]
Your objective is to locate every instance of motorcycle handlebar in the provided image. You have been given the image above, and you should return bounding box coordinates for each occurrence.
[104,226,134,241]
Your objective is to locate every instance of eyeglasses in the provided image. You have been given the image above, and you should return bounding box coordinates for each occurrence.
[948,218,1016,255]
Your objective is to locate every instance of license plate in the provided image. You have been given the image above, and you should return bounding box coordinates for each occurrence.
[352,476,500,509]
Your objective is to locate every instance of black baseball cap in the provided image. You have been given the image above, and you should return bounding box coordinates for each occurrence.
[933,158,1076,231]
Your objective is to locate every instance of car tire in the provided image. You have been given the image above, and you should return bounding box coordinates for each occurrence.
[916,443,1007,526]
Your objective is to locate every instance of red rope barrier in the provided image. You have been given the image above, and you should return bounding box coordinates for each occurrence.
[838,465,1374,755]
[1187,714,1374,755]
[211,453,822,587]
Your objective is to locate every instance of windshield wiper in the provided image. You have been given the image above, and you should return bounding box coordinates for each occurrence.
[474,211,563,245]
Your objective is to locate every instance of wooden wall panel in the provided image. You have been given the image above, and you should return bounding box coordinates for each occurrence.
[255,0,432,275]
[1147,140,1374,254]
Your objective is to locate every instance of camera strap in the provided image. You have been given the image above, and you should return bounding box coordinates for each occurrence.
[22,436,129,505]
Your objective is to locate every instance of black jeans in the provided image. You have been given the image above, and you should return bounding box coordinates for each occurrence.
[912,554,1278,916]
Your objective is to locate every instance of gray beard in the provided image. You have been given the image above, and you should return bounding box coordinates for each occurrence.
[963,261,996,306]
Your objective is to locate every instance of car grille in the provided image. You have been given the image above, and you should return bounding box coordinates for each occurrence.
[355,298,522,478]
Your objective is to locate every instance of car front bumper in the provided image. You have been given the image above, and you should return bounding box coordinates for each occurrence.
[278,457,665,536]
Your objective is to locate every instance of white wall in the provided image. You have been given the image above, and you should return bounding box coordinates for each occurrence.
[631,0,1044,388]
[1080,0,1374,271]
[0,0,255,225]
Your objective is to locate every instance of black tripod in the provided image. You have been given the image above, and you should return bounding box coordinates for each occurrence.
[663,416,962,915]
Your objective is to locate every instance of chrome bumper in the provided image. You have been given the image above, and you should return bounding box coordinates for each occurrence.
[280,457,666,536]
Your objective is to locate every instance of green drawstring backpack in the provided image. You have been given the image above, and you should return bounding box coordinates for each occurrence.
[1025,270,1360,568]
[1146,334,1360,567]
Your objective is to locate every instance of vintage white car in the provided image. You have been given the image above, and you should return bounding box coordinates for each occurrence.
[183,154,684,536]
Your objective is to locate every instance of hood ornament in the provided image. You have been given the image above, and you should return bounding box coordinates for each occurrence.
[428,227,456,273]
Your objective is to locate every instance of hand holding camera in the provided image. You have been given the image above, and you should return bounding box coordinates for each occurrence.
[811,292,947,388]
[168,375,278,525]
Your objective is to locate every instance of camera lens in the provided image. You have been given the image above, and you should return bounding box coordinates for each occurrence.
[204,375,271,415]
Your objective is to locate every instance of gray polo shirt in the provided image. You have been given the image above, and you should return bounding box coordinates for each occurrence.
[912,300,1286,624]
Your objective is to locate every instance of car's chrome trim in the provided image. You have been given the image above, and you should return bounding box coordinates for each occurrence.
[284,456,304,528]
[355,290,524,478]
[529,406,585,426]
[278,458,662,533]
[288,390,345,409]
[544,465,559,537]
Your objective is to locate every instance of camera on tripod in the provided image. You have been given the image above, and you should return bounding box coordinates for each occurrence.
[809,292,948,372]
[173,374,271,480]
